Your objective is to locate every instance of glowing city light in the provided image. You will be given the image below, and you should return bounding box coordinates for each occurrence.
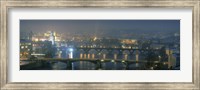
[93,37,97,41]
[69,48,73,52]
[69,48,73,59]
[34,38,38,42]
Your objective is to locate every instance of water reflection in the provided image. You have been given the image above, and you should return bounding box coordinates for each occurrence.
[51,62,67,70]
[101,62,126,70]
[49,61,143,70]
[20,60,147,70]
[72,61,96,70]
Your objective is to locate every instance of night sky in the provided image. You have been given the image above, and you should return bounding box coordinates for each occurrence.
[20,20,180,34]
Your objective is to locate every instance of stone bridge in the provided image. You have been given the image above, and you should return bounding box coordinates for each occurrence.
[20,59,160,70]
[66,47,161,61]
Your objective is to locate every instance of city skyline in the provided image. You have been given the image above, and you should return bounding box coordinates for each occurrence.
[20,20,180,70]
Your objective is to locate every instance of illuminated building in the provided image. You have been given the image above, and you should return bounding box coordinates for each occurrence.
[49,31,55,45]
[31,41,53,58]
[120,39,138,49]
[20,39,32,60]
[121,39,137,44]
[166,49,179,69]
[31,31,63,44]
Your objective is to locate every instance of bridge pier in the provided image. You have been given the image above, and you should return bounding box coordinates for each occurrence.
[87,54,90,59]
[124,54,128,60]
[95,60,102,70]
[125,62,130,70]
[92,54,95,59]
[103,54,106,59]
[66,61,72,70]
[136,54,139,62]
[80,53,83,59]
[84,54,87,59]
[58,52,61,58]
[114,54,117,60]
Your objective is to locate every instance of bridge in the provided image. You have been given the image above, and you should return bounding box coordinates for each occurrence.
[75,47,160,51]
[64,47,162,61]
[20,58,160,70]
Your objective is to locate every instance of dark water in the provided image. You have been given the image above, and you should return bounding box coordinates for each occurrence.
[21,61,145,70]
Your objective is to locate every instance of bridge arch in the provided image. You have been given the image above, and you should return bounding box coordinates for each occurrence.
[122,50,130,60]
[78,49,86,59]
[112,50,119,60]
[88,49,97,59]
[100,49,109,59]
[133,50,141,61]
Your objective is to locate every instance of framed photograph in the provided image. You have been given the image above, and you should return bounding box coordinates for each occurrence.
[1,0,199,90]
